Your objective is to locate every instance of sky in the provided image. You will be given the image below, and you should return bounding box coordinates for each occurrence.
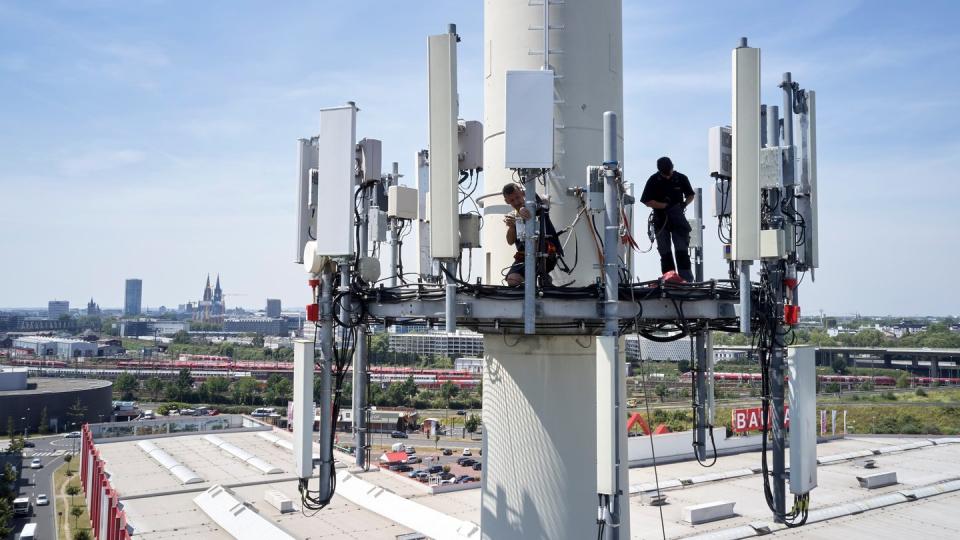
[1,0,958,316]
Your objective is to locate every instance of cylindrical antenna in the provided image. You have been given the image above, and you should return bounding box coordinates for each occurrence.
[603,111,617,164]
[738,37,748,48]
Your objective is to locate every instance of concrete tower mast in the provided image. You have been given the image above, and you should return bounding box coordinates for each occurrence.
[481,1,626,538]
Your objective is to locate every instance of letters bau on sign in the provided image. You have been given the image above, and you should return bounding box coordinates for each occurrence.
[731,406,790,434]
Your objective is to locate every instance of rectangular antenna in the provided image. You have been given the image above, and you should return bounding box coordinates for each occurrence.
[800,90,818,269]
[295,138,319,263]
[315,105,357,258]
[428,32,460,260]
[505,70,555,169]
[788,346,817,494]
[293,340,315,479]
[731,45,761,261]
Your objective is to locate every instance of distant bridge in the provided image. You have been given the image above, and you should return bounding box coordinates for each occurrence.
[718,345,960,378]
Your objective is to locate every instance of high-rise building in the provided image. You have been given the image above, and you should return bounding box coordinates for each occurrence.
[48,300,69,319]
[124,279,142,316]
[265,298,282,318]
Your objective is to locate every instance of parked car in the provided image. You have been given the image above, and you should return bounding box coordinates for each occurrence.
[30,458,42,469]
[65,431,81,439]
[442,448,453,456]
[251,407,276,417]
[461,448,472,456]
[388,464,402,471]
[472,462,482,471]
[440,478,456,485]
[409,470,429,480]
[439,472,455,480]
[428,465,444,474]
[23,440,35,448]
[456,475,474,484]
[390,430,408,439]
[35,494,48,506]
[404,446,416,455]
[406,455,421,464]
[456,457,469,465]
[461,459,476,467]
[397,465,413,473]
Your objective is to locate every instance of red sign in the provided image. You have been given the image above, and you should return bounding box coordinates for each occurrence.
[731,406,790,433]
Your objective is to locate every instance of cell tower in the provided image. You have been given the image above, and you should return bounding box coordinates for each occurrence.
[290,3,820,539]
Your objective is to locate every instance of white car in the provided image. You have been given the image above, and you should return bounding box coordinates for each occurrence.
[35,494,48,506]
[461,448,472,457]
[65,431,81,439]
[30,458,42,469]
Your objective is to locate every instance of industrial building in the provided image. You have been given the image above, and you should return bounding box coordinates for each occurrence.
[12,335,98,358]
[223,317,288,336]
[48,300,70,318]
[266,298,282,318]
[388,330,484,358]
[0,369,112,432]
[73,416,960,539]
[125,278,143,316]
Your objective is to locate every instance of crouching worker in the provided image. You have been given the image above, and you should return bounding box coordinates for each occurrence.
[502,183,563,286]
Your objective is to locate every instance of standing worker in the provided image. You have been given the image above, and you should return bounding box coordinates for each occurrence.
[640,157,696,282]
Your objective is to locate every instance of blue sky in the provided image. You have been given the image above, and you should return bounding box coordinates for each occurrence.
[1,0,957,316]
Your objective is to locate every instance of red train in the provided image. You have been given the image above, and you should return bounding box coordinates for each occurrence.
[679,371,960,386]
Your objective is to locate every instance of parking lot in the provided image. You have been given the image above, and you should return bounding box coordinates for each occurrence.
[380,444,483,485]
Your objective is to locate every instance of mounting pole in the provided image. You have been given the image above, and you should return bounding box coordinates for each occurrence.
[599,111,623,540]
[694,187,708,461]
[353,182,370,469]
[523,171,537,335]
[445,260,457,333]
[388,162,400,287]
[318,267,335,499]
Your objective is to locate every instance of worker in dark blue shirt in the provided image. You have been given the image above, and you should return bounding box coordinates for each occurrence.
[640,157,696,282]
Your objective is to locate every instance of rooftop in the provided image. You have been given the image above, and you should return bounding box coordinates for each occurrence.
[92,429,960,539]
[0,376,110,397]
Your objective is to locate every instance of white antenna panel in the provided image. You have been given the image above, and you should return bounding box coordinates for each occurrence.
[505,70,554,169]
[731,46,760,261]
[314,105,357,258]
[428,33,460,260]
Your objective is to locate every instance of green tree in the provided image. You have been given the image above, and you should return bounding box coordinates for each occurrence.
[251,335,265,347]
[74,529,92,540]
[70,505,84,529]
[264,374,293,405]
[830,356,849,375]
[439,381,459,402]
[114,372,138,400]
[38,406,49,435]
[66,484,81,505]
[0,498,12,538]
[896,372,912,389]
[202,376,231,403]
[172,330,191,344]
[654,383,668,402]
[176,368,194,393]
[64,453,74,474]
[146,377,164,400]
[465,414,480,434]
[67,398,87,426]
[232,377,261,405]
[7,416,14,439]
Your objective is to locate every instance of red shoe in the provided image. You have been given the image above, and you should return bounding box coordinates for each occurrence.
[662,270,686,284]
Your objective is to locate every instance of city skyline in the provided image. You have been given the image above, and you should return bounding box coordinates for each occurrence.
[1,1,958,315]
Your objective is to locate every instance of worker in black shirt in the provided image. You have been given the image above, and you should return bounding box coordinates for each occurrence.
[640,157,696,282]
[502,183,563,286]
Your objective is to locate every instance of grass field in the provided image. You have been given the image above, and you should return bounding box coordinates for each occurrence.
[53,460,91,540]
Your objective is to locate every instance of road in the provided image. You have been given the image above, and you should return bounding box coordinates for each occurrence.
[8,434,79,540]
